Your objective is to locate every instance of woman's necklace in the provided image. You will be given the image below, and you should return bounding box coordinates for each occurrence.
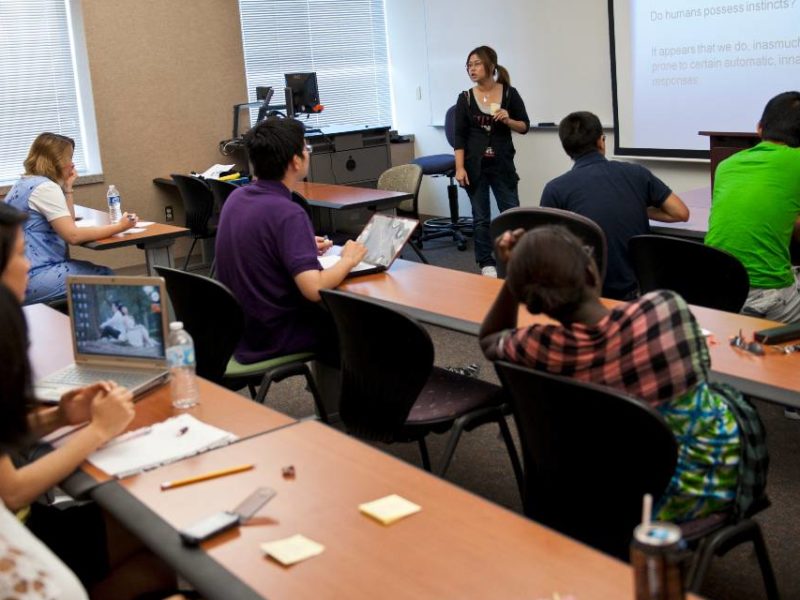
[479,82,496,104]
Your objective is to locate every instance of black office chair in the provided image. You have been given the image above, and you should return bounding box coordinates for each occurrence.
[489,206,608,279]
[170,174,217,271]
[320,289,522,483]
[629,234,750,313]
[495,361,676,559]
[495,361,780,598]
[205,178,238,215]
[155,266,325,417]
[412,105,473,251]
[378,164,428,264]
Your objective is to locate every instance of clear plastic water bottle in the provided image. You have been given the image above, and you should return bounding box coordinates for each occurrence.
[107,184,122,224]
[166,321,200,409]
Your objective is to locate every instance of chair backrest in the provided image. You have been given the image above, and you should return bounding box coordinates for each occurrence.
[444,105,457,148]
[320,289,434,442]
[495,361,678,559]
[489,207,608,279]
[205,178,238,213]
[154,266,244,383]
[170,174,216,236]
[629,235,750,313]
[377,164,423,215]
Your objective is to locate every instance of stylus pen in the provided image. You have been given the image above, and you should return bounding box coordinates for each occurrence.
[160,463,254,491]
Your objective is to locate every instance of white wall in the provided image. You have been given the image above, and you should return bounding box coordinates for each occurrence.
[385,0,710,219]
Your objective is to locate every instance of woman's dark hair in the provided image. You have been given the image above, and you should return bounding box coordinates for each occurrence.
[466,45,510,87]
[244,116,306,180]
[558,111,604,159]
[0,284,35,455]
[505,226,595,322]
[759,91,800,147]
[0,203,27,274]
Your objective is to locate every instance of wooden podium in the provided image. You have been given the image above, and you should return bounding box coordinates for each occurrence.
[698,131,759,187]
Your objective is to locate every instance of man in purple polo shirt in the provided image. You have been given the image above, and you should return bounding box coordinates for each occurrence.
[215,117,366,364]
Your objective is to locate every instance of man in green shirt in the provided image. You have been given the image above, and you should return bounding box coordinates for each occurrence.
[706,91,800,323]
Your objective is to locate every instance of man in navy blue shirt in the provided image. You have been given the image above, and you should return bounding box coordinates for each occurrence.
[540,111,689,299]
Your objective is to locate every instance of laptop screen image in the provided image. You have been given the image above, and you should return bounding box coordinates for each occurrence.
[68,279,167,361]
[356,214,418,268]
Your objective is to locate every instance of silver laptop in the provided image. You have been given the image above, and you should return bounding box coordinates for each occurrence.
[34,275,171,403]
[318,213,419,277]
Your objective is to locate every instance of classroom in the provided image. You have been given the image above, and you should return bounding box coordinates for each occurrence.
[1,1,799,599]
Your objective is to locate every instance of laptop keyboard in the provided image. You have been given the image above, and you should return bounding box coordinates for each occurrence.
[45,366,157,389]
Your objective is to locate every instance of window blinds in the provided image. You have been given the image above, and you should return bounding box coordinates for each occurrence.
[0,0,93,184]
[238,0,392,129]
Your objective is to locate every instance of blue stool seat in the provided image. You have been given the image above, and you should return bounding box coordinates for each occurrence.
[413,154,455,176]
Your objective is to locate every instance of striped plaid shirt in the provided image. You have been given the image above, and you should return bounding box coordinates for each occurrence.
[500,290,709,408]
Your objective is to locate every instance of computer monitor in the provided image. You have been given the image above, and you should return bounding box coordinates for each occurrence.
[284,72,320,115]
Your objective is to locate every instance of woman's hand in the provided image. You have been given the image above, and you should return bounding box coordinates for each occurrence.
[494,228,526,264]
[64,164,78,191]
[116,212,139,233]
[87,383,135,442]
[58,381,113,425]
[455,167,470,188]
[493,108,510,124]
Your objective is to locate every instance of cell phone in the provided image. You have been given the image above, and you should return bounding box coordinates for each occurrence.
[179,511,240,545]
[179,487,276,546]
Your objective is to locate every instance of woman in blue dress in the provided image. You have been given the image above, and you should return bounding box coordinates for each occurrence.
[4,133,138,304]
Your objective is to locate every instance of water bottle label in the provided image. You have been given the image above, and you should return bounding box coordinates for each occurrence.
[167,345,195,367]
[108,196,120,206]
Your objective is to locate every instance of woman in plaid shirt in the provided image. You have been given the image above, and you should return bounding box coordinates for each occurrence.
[480,225,741,522]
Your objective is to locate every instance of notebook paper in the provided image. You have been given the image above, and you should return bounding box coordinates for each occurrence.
[85,414,237,478]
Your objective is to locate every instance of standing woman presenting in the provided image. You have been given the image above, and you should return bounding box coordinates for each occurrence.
[4,133,137,304]
[454,45,530,277]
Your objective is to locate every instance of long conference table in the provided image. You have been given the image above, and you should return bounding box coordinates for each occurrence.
[24,304,703,600]
[338,259,800,408]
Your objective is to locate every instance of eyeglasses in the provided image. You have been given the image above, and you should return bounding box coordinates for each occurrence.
[466,60,483,69]
[304,144,313,155]
[730,329,765,356]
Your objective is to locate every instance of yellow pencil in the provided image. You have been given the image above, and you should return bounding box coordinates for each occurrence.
[160,463,254,491]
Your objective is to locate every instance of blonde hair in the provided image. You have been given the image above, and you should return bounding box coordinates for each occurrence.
[23,133,75,183]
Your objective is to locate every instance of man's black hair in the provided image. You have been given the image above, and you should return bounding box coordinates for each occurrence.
[558,111,603,159]
[760,91,800,148]
[244,116,306,180]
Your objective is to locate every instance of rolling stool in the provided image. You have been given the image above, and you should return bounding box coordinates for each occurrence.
[412,105,473,251]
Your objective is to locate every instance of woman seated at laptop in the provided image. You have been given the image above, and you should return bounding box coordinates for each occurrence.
[479,226,747,522]
[119,304,157,348]
[0,202,136,512]
[3,132,139,305]
[0,285,183,599]
[1,204,183,598]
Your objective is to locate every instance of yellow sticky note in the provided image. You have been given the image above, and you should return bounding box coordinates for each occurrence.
[260,534,325,566]
[358,494,421,525]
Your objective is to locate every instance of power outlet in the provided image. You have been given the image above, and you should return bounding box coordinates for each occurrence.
[165,206,174,222]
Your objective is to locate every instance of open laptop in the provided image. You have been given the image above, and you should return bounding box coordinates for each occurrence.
[318,213,419,277]
[34,275,171,403]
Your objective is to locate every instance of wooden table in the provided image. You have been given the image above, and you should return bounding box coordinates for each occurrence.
[24,304,296,485]
[113,419,704,600]
[153,177,411,233]
[338,259,800,407]
[75,205,188,275]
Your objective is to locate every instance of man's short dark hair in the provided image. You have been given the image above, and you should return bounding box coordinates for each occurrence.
[558,111,603,159]
[245,117,305,180]
[759,91,800,147]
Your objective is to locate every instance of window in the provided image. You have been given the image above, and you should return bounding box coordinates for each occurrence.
[0,0,101,186]
[238,0,392,129]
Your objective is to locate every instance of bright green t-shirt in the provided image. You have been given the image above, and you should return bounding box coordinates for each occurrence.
[706,142,800,289]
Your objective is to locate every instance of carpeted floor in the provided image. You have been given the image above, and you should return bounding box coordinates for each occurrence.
[236,233,799,600]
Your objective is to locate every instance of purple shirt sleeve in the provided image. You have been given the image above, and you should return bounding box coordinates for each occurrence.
[277,211,322,277]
